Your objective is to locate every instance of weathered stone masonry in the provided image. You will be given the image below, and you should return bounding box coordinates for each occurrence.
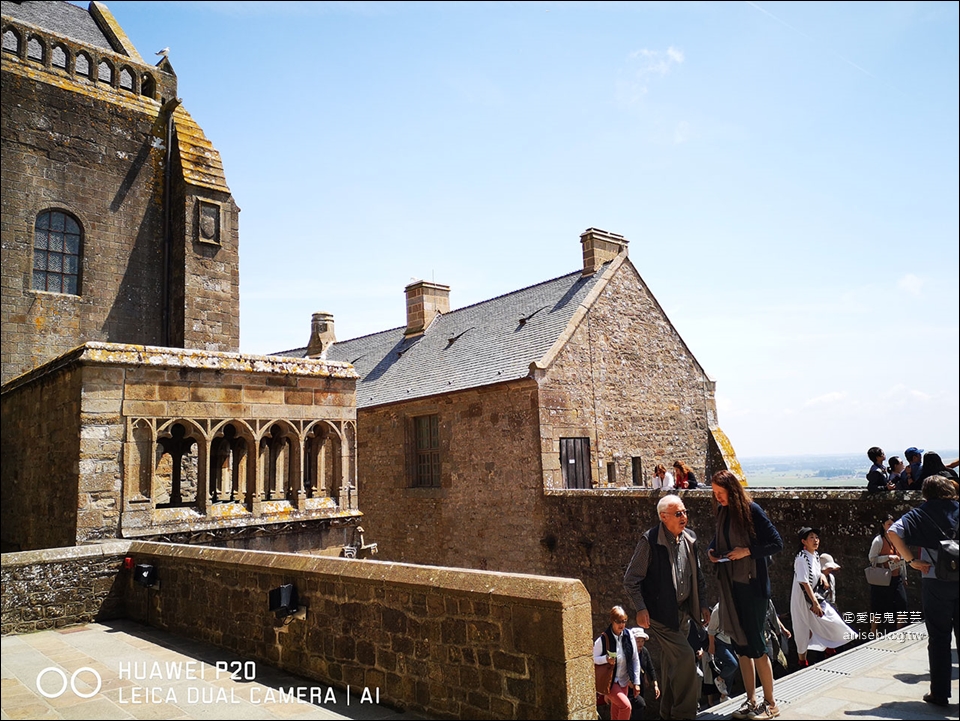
[2,541,597,720]
[1,343,360,553]
[1,7,239,385]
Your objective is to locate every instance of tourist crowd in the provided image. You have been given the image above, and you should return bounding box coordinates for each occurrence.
[593,451,959,720]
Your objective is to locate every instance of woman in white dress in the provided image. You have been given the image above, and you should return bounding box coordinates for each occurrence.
[790,527,856,666]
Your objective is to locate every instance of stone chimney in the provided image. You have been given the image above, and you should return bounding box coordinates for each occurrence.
[306,311,336,358]
[404,280,450,336]
[580,227,628,276]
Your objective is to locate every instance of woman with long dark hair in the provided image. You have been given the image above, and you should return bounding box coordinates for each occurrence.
[708,470,784,720]
[673,460,698,489]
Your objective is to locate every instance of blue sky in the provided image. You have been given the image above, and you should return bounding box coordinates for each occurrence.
[99,1,958,458]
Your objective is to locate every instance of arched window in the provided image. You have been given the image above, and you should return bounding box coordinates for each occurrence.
[97,59,112,84]
[119,66,134,91]
[52,44,67,69]
[33,210,82,294]
[141,73,156,98]
[2,28,20,54]
[75,51,91,77]
[26,35,43,62]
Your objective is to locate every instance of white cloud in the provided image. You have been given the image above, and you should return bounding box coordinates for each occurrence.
[803,391,848,407]
[674,120,691,144]
[897,273,925,296]
[628,46,685,77]
[619,46,685,107]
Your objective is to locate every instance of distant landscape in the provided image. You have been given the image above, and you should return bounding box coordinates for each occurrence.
[740,450,960,488]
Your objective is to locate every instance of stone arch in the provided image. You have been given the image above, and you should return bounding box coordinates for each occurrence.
[304,420,343,501]
[75,51,91,78]
[52,42,68,69]
[26,34,43,62]
[141,72,156,99]
[130,418,154,501]
[2,27,21,55]
[209,420,255,504]
[342,421,357,509]
[119,65,135,91]
[155,419,204,507]
[97,58,113,85]
[258,420,300,503]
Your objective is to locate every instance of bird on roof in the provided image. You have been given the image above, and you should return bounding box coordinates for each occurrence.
[156,47,170,57]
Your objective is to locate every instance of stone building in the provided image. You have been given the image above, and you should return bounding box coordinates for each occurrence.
[1,2,362,554]
[1,0,238,385]
[284,228,743,573]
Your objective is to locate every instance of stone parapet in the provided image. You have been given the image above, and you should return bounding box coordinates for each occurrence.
[116,542,595,719]
[1,541,131,635]
[540,488,925,634]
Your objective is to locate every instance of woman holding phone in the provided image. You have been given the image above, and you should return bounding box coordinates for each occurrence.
[708,470,784,720]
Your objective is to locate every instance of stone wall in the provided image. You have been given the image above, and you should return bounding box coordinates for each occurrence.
[539,488,924,635]
[0,362,82,551]
[120,542,595,720]
[1,541,129,635]
[1,343,359,552]
[539,260,717,490]
[356,380,548,572]
[1,64,165,383]
[0,22,239,385]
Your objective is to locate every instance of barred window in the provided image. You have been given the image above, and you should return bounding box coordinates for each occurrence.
[33,210,82,295]
[413,414,441,488]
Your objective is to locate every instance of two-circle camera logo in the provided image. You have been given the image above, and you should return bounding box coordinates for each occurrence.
[36,667,102,699]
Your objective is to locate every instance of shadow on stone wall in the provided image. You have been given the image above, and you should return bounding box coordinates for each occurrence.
[2,541,597,720]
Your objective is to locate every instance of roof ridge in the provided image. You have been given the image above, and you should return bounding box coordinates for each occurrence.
[333,266,591,346]
[438,267,584,318]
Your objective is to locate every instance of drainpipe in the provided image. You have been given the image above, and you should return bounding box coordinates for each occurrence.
[160,97,182,347]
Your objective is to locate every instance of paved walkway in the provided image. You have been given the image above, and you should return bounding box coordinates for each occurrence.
[2,620,957,720]
[700,623,958,720]
[1,620,424,720]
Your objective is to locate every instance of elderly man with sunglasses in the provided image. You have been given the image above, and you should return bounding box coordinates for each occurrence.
[624,494,712,720]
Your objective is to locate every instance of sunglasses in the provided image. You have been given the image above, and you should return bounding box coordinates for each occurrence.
[662,509,688,518]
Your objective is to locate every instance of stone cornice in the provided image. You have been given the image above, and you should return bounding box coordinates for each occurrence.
[1,342,359,394]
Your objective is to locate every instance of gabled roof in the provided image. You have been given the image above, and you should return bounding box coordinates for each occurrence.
[279,265,612,408]
[1,1,113,50]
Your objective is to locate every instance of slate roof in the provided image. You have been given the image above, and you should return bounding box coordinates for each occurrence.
[1,1,115,50]
[277,266,610,409]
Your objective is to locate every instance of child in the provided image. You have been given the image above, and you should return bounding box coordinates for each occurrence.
[818,553,840,606]
[628,627,659,719]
